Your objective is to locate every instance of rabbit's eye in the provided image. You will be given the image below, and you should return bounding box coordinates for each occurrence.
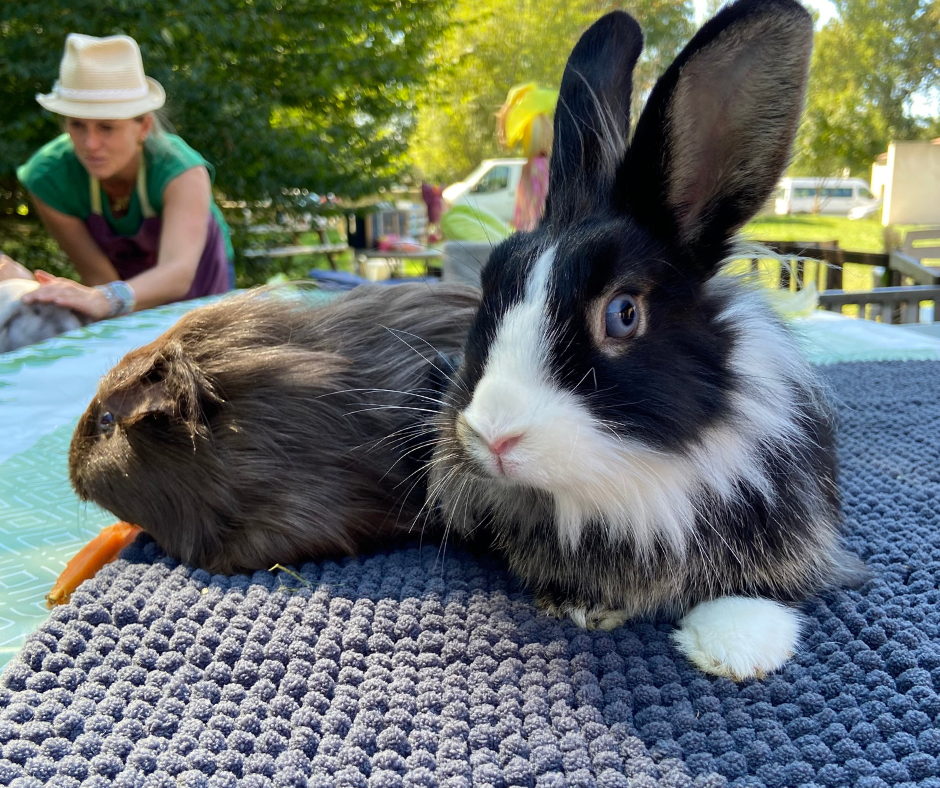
[605,295,638,338]
[98,411,116,435]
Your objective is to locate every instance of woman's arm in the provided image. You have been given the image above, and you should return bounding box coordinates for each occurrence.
[23,167,213,318]
[124,166,211,310]
[31,195,120,285]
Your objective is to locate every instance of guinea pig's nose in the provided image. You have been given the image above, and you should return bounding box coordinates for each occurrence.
[98,410,116,435]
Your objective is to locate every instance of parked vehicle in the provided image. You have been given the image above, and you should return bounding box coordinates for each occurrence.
[774,177,880,216]
[442,159,526,225]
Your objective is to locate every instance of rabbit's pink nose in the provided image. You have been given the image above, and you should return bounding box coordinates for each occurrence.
[487,434,522,457]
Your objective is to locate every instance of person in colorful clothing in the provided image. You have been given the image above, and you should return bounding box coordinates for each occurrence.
[496,83,557,232]
[8,33,233,321]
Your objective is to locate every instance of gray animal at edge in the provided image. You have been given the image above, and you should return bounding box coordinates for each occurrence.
[70,283,479,574]
[0,279,86,353]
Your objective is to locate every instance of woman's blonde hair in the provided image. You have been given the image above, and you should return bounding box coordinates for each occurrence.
[143,108,173,137]
[60,109,172,138]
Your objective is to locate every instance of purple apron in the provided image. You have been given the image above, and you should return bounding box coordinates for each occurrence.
[87,162,232,300]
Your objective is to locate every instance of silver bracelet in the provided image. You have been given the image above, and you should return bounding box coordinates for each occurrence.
[94,281,136,318]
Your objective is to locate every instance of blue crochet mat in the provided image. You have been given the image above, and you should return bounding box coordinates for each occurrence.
[1,360,940,788]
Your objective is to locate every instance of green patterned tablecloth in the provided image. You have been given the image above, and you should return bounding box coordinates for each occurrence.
[0,298,223,672]
[0,427,114,669]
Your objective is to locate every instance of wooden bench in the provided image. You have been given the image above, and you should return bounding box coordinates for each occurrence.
[902,228,940,262]
[243,224,352,270]
[753,239,939,324]
[886,228,940,287]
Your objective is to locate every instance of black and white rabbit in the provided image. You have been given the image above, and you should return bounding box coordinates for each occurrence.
[428,0,867,680]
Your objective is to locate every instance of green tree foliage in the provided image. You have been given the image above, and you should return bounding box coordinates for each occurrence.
[792,0,940,178]
[0,0,451,209]
[409,0,694,183]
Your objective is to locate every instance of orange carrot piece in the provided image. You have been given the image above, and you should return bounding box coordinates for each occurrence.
[46,521,143,608]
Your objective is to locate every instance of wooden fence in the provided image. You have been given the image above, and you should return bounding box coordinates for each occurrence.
[755,236,940,324]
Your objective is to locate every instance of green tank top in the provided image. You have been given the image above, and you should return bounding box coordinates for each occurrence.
[17,133,234,261]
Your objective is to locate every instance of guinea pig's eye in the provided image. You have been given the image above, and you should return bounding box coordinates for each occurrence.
[605,294,639,338]
[98,411,116,435]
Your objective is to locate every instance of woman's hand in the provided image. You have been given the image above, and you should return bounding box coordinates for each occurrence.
[0,254,35,282]
[21,271,112,321]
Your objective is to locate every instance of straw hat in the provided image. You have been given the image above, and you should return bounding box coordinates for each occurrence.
[36,34,165,119]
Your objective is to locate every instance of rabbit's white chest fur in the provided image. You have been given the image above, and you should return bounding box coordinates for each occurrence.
[461,246,821,555]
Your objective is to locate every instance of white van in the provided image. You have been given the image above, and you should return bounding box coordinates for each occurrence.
[442,159,526,225]
[774,177,880,216]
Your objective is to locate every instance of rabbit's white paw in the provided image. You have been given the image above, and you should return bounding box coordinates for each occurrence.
[671,596,804,680]
[567,606,631,631]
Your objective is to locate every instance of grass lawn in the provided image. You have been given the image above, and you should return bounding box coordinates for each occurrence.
[743,214,887,253]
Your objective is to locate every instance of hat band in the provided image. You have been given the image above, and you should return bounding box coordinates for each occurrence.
[53,80,149,101]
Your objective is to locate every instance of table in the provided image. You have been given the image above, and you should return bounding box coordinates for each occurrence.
[2,305,939,673]
[356,248,444,279]
[246,225,352,271]
[3,303,940,787]
[3,340,940,788]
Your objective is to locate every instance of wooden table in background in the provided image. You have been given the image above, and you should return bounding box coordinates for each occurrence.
[357,248,444,278]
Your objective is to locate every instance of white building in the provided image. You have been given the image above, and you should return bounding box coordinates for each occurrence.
[870,139,940,225]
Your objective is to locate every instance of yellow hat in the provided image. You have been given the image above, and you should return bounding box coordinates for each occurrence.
[36,34,165,120]
[497,83,558,158]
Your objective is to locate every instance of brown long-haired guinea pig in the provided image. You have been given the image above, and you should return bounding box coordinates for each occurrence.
[69,283,480,574]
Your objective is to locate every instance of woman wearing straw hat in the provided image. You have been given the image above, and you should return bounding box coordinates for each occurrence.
[5,33,233,320]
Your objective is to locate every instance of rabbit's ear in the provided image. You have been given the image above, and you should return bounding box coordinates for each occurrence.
[544,11,643,226]
[619,0,812,265]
